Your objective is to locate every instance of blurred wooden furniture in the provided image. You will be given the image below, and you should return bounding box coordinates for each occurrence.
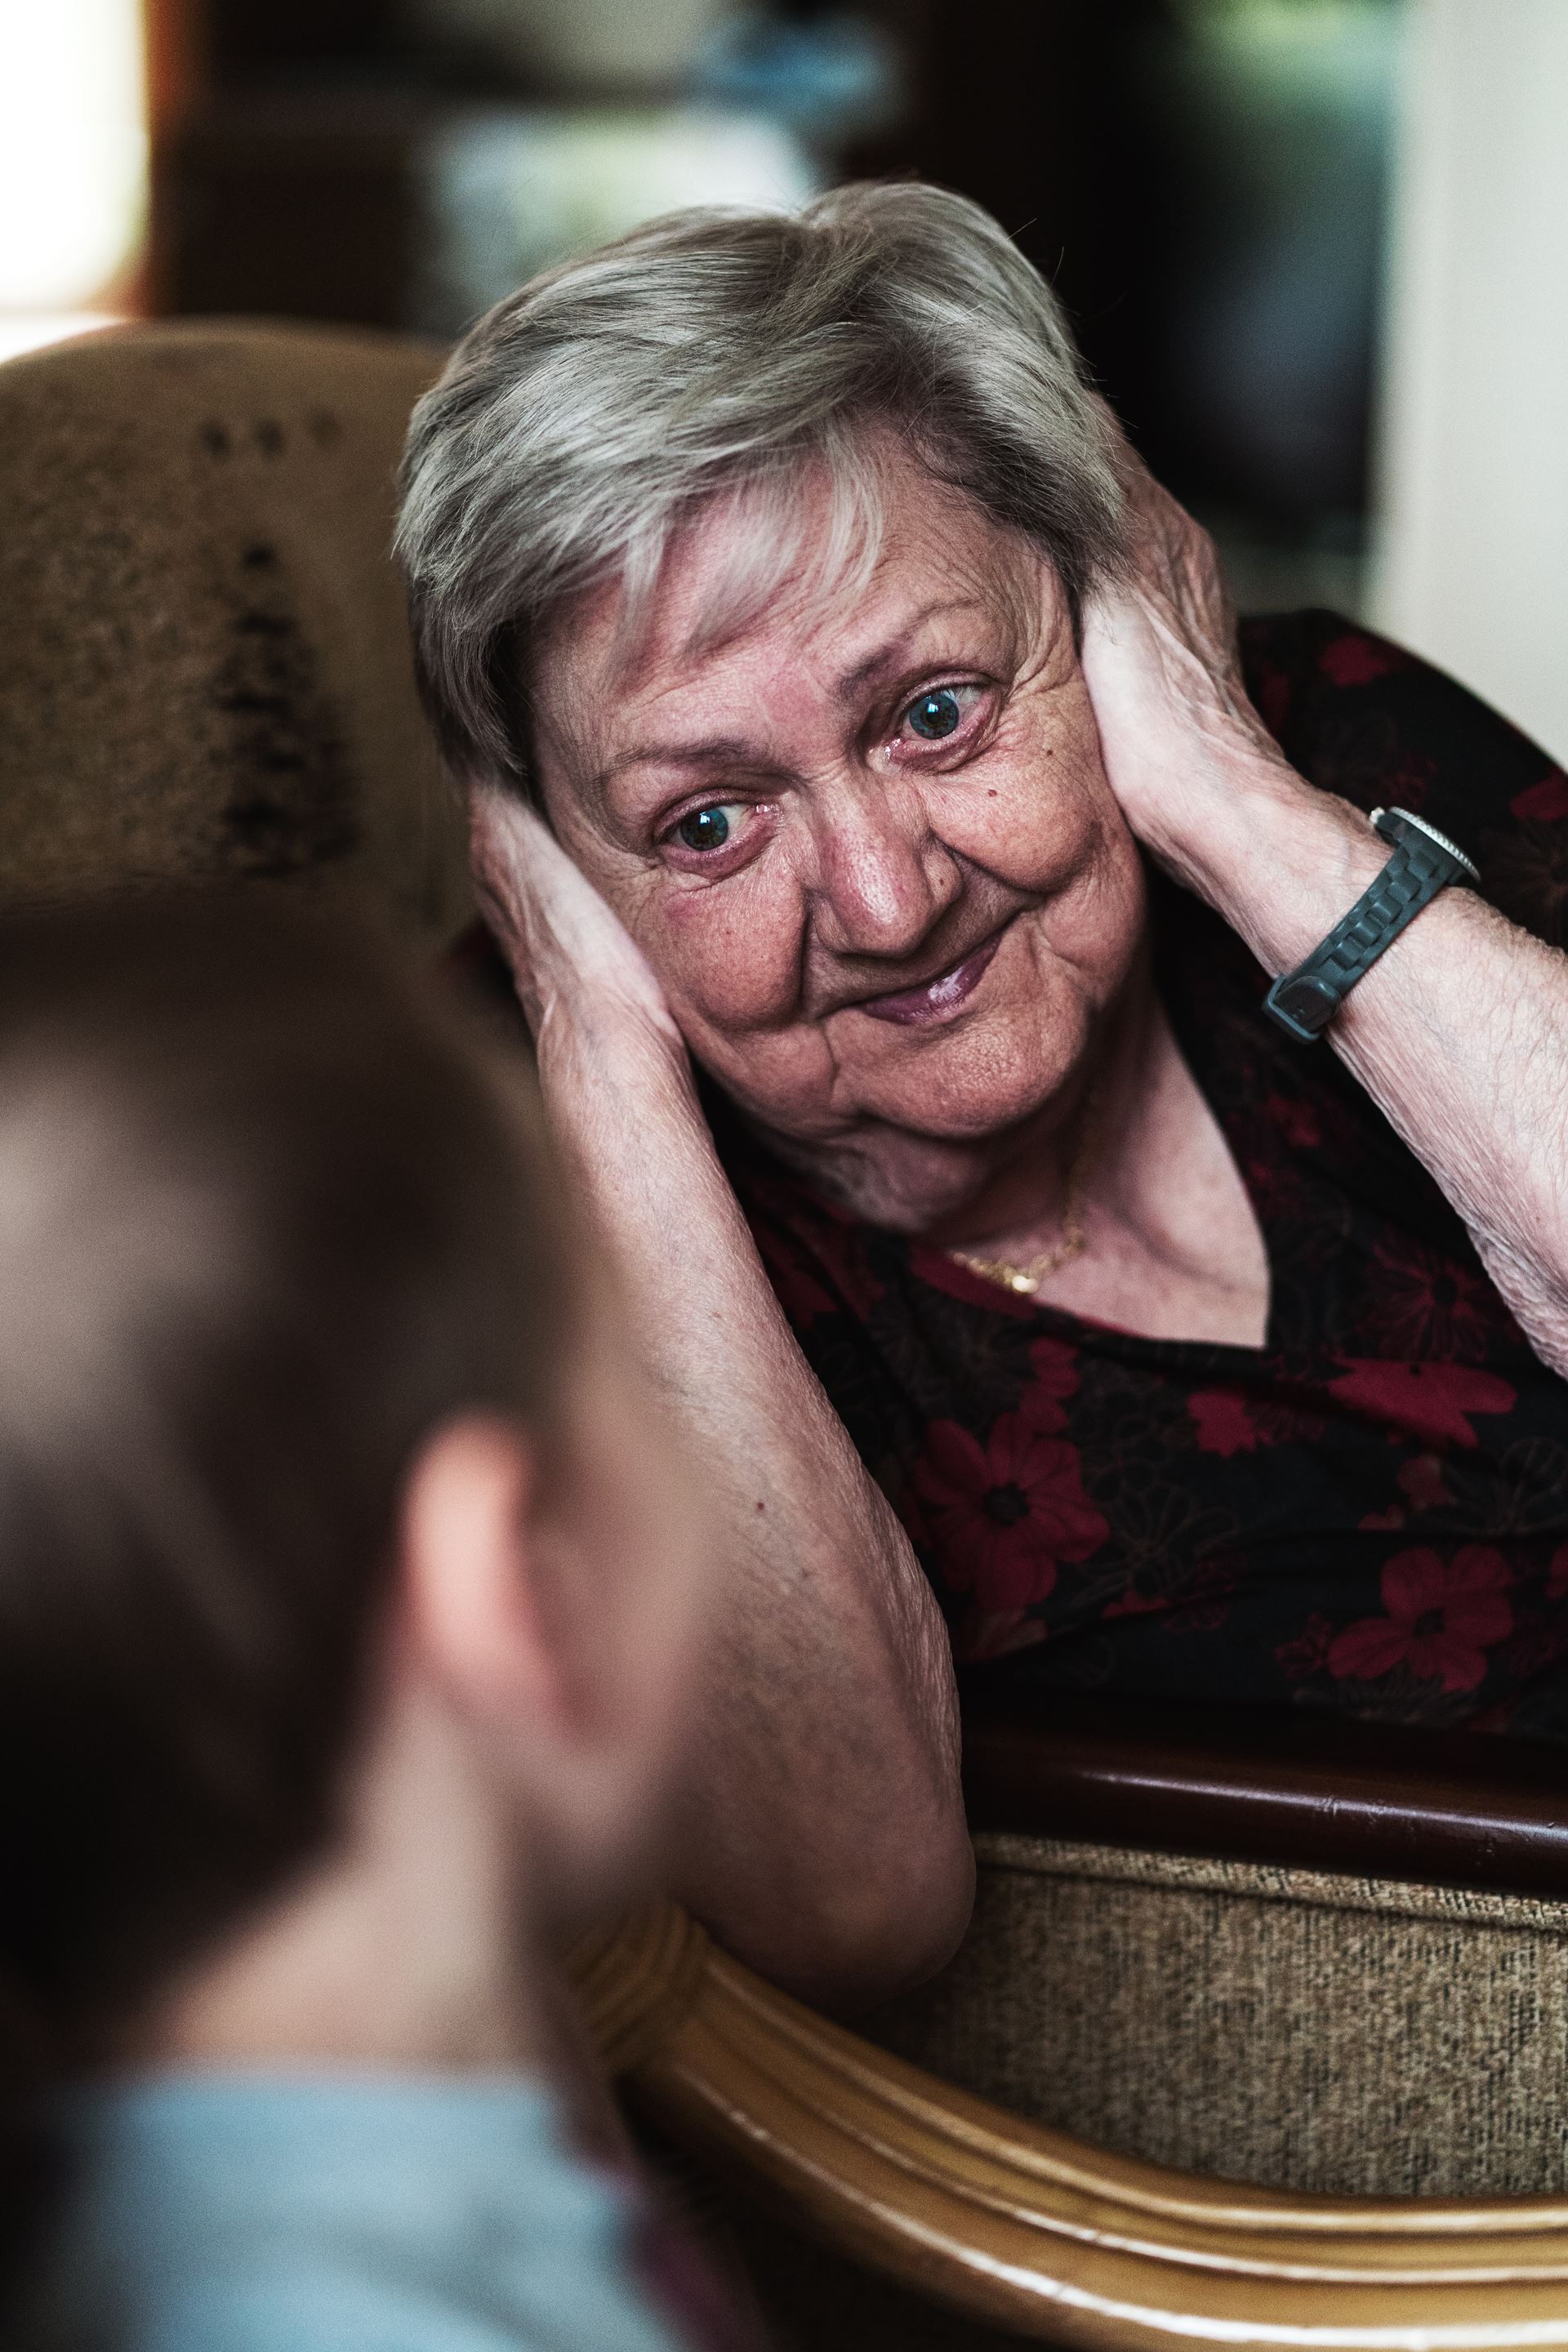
[0,318,469,938]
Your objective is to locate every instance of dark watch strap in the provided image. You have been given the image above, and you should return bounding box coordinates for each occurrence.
[1263,806,1479,1043]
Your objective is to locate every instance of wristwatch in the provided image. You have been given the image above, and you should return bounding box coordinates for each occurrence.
[1263,806,1480,1045]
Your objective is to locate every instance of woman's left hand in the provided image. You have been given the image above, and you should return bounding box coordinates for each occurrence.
[1080,452,1294,885]
[1082,443,1568,1383]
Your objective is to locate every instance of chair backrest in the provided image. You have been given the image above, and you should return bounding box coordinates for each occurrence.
[0,319,470,939]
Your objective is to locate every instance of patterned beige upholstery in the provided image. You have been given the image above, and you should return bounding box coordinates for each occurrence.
[0,318,469,938]
[868,1833,1568,2198]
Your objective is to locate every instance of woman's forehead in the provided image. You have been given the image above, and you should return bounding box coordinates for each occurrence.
[534,464,1054,780]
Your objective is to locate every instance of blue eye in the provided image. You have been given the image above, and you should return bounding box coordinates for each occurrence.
[906,688,964,741]
[676,806,732,853]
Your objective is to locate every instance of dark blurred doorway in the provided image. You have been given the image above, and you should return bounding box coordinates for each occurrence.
[865,0,1399,609]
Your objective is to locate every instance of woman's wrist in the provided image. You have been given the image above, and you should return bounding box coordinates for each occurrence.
[1148,751,1387,978]
[535,990,694,1101]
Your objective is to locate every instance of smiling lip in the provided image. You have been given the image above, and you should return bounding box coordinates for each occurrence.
[854,922,1011,1028]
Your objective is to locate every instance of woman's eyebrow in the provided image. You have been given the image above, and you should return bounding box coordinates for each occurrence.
[835,597,994,701]
[589,596,996,796]
[595,736,756,795]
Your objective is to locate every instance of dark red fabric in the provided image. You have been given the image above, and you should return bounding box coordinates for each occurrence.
[711,612,1568,1737]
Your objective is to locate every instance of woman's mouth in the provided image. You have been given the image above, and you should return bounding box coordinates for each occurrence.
[854,922,1010,1028]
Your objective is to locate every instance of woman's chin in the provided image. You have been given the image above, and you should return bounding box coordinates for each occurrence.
[703,996,1093,1169]
[842,1007,1087,1146]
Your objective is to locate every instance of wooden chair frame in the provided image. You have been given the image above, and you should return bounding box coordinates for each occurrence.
[573,1701,1568,2348]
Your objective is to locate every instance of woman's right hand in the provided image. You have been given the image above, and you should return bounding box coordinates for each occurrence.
[468,784,688,1069]
[467,789,970,2011]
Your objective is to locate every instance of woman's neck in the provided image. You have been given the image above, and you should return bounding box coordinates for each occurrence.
[751,956,1271,1346]
[946,974,1272,1348]
[752,951,1162,1250]
[931,954,1169,1259]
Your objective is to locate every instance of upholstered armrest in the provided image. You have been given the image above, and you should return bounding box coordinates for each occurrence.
[570,1900,1568,2350]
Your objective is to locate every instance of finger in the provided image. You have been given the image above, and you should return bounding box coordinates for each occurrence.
[1078,581,1155,688]
[468,777,543,849]
[469,787,585,911]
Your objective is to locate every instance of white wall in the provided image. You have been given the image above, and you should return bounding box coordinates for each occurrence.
[1372,0,1568,763]
[0,0,145,311]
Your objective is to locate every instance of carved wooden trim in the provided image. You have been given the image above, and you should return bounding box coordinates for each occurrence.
[572,1905,1568,2348]
[568,1899,709,2077]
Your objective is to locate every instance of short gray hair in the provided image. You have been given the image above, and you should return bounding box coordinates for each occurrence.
[396,180,1129,794]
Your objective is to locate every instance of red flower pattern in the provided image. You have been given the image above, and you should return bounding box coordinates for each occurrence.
[1511,771,1568,823]
[1029,1333,1084,1416]
[1188,1388,1258,1458]
[1104,1583,1170,1620]
[1325,1359,1515,1450]
[1276,1614,1334,1680]
[1328,1548,1513,1694]
[759,1240,843,1329]
[751,1188,880,1330]
[1356,1239,1500,1359]
[914,1401,1108,1615]
[1399,1452,1454,1513]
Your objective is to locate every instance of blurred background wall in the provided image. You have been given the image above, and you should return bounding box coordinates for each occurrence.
[1372,0,1568,767]
[1,0,1563,757]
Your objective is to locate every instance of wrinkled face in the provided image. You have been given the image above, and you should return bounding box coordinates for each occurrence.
[532,439,1147,1221]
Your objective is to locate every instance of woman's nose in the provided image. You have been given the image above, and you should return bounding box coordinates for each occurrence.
[809,787,963,961]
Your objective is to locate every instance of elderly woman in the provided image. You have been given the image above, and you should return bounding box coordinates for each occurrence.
[399,184,1568,2006]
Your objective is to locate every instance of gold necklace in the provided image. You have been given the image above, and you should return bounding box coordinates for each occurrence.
[947,1086,1101,1298]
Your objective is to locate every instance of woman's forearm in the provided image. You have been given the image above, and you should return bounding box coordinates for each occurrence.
[1168,759,1568,1373]
[537,1013,973,2010]
[1078,482,1568,1373]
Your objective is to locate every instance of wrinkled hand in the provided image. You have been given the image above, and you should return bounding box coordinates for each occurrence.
[1080,445,1290,874]
[468,784,686,1064]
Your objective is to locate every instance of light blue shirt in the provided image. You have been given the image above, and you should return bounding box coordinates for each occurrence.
[11,2072,695,2351]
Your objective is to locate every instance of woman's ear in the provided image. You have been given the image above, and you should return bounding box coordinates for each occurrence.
[395,1415,567,1733]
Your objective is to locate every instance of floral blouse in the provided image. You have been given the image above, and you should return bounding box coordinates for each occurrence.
[711,612,1568,1738]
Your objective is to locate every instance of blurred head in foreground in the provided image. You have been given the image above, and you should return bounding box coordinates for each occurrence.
[0,895,704,2071]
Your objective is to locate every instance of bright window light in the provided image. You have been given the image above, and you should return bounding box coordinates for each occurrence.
[0,0,147,309]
